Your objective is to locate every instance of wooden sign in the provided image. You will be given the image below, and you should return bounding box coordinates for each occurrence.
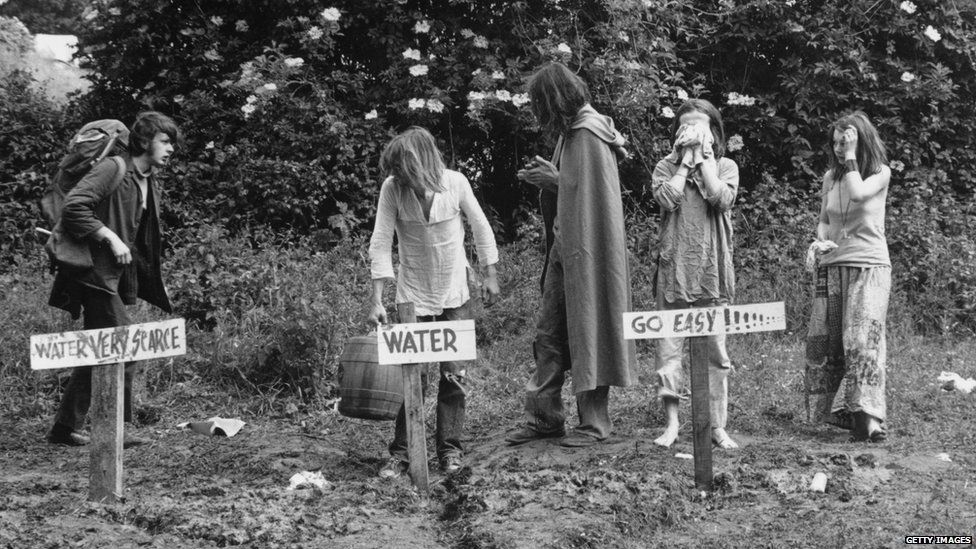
[377,320,476,366]
[30,319,186,370]
[622,302,785,340]
[623,302,786,492]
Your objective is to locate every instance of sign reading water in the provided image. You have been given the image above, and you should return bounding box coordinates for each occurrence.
[623,302,786,340]
[30,318,186,370]
[377,320,477,365]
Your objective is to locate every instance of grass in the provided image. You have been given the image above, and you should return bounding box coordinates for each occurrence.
[1,236,975,547]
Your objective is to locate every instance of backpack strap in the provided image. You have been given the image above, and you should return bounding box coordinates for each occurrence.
[107,156,127,193]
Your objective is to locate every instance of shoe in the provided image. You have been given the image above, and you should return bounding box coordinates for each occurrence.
[379,457,408,479]
[442,454,462,474]
[47,429,90,446]
[505,426,565,446]
[123,433,150,449]
[558,430,603,448]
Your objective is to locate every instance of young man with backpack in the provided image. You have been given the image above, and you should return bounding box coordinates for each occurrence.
[45,111,179,447]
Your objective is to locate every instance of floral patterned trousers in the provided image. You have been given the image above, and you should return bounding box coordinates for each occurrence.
[805,265,891,430]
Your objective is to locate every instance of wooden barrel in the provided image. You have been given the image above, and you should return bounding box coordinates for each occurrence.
[337,335,403,421]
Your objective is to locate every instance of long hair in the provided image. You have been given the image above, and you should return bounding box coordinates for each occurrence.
[527,62,590,137]
[669,99,726,159]
[829,111,887,183]
[130,111,180,156]
[379,126,446,193]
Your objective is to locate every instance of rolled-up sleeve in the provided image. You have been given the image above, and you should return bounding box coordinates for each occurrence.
[704,158,738,212]
[458,174,498,266]
[61,158,119,240]
[368,178,397,280]
[651,159,683,212]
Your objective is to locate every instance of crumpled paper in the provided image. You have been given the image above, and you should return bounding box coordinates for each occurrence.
[937,371,975,394]
[805,239,839,273]
[287,471,331,492]
[177,416,246,437]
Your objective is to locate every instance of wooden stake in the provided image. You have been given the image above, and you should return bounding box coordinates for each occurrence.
[396,302,429,494]
[689,337,713,491]
[89,363,124,502]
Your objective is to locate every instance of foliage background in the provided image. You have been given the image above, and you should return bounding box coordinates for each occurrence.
[2,0,976,390]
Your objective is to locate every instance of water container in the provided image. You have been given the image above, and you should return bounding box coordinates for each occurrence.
[337,335,403,421]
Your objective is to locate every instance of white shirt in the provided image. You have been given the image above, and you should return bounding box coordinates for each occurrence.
[368,169,498,316]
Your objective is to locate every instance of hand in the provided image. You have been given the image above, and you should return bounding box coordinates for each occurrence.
[368,301,387,326]
[517,155,558,191]
[105,233,131,265]
[680,147,695,168]
[805,239,838,273]
[842,126,858,159]
[480,272,500,305]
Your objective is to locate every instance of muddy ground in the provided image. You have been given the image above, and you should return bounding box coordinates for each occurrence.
[2,337,975,548]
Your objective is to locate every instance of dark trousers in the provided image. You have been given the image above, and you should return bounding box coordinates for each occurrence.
[52,289,135,433]
[389,301,470,462]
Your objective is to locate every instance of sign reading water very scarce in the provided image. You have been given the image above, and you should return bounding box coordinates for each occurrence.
[30,318,187,370]
[377,320,477,365]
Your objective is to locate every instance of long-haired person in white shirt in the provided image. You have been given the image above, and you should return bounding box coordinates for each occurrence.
[367,126,500,478]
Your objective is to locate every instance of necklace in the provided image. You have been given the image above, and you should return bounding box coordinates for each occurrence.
[836,179,852,239]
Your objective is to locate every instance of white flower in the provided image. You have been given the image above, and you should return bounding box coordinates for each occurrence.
[205,141,215,149]
[284,57,305,68]
[901,71,916,83]
[511,93,531,107]
[491,70,505,80]
[618,31,629,42]
[364,109,378,120]
[210,16,223,26]
[241,103,256,118]
[727,91,757,106]
[409,64,429,77]
[890,160,905,172]
[676,88,689,101]
[408,98,426,110]
[307,26,323,40]
[246,94,258,104]
[784,0,796,6]
[727,134,744,152]
[460,28,475,38]
[414,20,431,33]
[495,90,512,102]
[555,42,572,54]
[467,91,487,101]
[426,99,445,113]
[899,1,917,14]
[402,48,422,60]
[235,20,249,32]
[924,25,941,42]
[473,35,489,48]
[661,106,675,119]
[320,7,341,22]
[173,95,185,104]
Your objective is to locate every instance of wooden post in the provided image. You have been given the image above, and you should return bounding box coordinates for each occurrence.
[89,363,124,502]
[396,302,429,494]
[688,337,712,491]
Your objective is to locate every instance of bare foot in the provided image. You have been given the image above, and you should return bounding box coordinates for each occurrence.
[712,428,739,449]
[654,426,679,447]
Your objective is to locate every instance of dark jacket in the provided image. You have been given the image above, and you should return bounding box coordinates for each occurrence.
[48,156,171,317]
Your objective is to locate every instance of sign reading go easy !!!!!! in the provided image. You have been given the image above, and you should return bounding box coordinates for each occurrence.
[623,302,786,340]
[377,320,477,365]
[30,318,187,370]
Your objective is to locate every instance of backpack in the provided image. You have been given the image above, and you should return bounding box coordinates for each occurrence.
[40,120,130,271]
[40,119,130,228]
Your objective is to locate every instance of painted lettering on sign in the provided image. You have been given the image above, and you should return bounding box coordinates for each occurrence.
[30,319,187,370]
[377,320,477,365]
[623,302,786,340]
